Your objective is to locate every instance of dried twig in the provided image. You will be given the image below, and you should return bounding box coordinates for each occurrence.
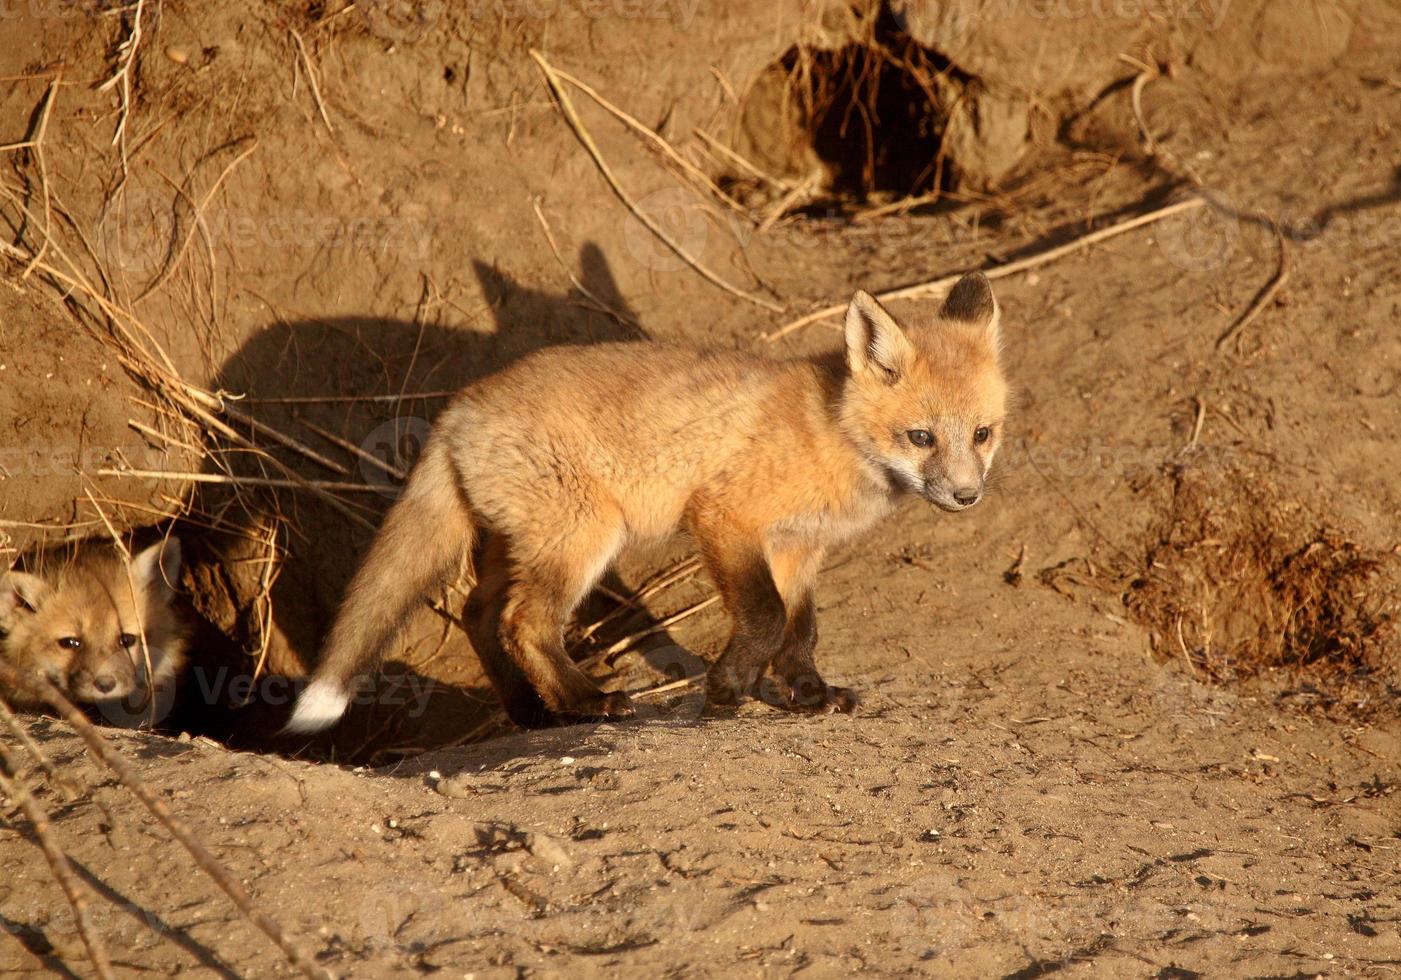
[289,29,334,135]
[0,74,61,278]
[134,136,258,304]
[298,417,406,480]
[853,188,941,222]
[248,521,281,691]
[632,556,704,603]
[168,389,380,531]
[0,518,105,531]
[575,555,703,643]
[0,668,333,980]
[219,400,352,476]
[531,198,641,331]
[0,748,116,980]
[694,128,790,191]
[756,173,818,233]
[1185,395,1207,450]
[0,75,60,153]
[764,196,1208,342]
[1215,225,1289,353]
[1003,544,1027,587]
[1122,58,1164,156]
[542,64,750,219]
[577,594,720,669]
[96,0,146,173]
[1123,61,1209,188]
[243,391,458,405]
[529,49,782,313]
[629,674,703,698]
[95,467,388,493]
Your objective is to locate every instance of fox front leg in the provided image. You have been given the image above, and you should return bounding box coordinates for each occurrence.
[760,594,858,714]
[689,517,788,707]
[704,561,788,707]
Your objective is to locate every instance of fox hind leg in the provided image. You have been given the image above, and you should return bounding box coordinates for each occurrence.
[691,515,789,708]
[494,519,634,726]
[465,533,552,728]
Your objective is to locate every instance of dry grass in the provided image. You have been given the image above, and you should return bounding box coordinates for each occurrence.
[1123,461,1397,691]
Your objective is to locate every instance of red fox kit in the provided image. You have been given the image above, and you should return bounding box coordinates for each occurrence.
[0,539,187,724]
[286,274,1009,734]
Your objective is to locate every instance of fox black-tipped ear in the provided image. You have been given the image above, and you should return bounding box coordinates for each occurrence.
[845,290,914,381]
[941,272,1001,347]
[131,538,181,603]
[0,571,51,618]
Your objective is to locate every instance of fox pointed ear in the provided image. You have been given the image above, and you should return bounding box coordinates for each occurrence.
[131,539,181,603]
[941,272,1001,348]
[845,290,914,382]
[1,571,51,618]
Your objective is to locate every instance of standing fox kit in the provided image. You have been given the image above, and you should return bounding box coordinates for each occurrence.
[287,274,1009,734]
[0,539,187,721]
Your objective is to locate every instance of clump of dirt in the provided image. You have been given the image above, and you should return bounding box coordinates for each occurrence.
[1124,460,1397,687]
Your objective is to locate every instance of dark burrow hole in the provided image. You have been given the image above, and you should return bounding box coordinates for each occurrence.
[761,4,971,200]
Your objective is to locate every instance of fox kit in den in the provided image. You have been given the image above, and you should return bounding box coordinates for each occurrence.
[286,273,1009,734]
[0,539,187,725]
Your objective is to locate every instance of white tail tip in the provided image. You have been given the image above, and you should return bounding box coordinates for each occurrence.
[283,679,351,735]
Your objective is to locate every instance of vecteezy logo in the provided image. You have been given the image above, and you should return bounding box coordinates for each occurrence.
[887,0,981,49]
[357,875,443,945]
[889,872,977,960]
[623,187,710,274]
[91,674,180,730]
[630,644,707,724]
[1156,199,1239,272]
[359,416,432,497]
[103,184,177,280]
[358,0,444,43]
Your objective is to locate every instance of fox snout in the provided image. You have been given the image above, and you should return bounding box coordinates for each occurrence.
[922,478,983,512]
[69,657,140,701]
[921,450,988,512]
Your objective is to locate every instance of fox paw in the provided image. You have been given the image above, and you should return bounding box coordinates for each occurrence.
[528,690,635,728]
[817,685,859,714]
[758,674,859,714]
[565,689,636,721]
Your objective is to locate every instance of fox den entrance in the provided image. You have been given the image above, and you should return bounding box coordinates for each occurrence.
[739,7,972,201]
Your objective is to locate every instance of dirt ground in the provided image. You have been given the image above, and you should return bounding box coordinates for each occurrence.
[2,1,1400,977]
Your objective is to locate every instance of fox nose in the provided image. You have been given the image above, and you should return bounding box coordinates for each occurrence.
[952,487,981,507]
[92,674,118,694]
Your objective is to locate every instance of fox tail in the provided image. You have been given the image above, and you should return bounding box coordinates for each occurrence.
[283,442,474,734]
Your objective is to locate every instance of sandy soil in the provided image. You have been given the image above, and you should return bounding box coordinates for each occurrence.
[1,2,1399,977]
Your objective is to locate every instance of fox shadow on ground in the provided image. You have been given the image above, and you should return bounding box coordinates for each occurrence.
[176,244,675,763]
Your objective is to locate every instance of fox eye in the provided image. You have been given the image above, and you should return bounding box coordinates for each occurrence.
[974,426,992,445]
[118,633,138,649]
[907,429,934,448]
[57,637,81,651]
